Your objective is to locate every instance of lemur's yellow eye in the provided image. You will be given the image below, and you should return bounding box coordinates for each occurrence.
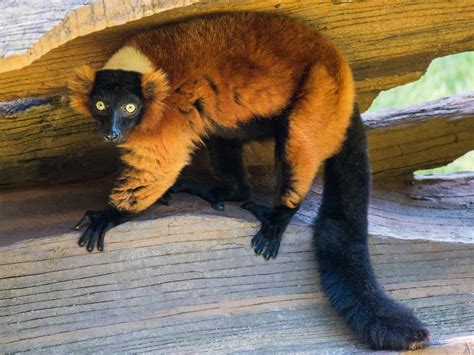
[95,101,106,111]
[125,103,137,113]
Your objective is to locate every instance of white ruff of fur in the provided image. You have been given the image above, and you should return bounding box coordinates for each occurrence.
[103,46,155,73]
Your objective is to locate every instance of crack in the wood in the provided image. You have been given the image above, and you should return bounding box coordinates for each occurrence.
[0,97,57,118]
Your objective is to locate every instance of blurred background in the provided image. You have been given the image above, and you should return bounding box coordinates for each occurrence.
[368,51,474,175]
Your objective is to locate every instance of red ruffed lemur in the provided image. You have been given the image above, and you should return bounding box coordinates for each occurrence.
[69,13,430,350]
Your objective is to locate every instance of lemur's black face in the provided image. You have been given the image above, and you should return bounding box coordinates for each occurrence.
[89,70,145,143]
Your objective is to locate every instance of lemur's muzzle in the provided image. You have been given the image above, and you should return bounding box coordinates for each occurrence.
[103,110,123,143]
[103,131,122,142]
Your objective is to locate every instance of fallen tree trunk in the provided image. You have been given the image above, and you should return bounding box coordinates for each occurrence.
[1,93,472,186]
[2,1,473,102]
[365,92,474,179]
[0,174,472,353]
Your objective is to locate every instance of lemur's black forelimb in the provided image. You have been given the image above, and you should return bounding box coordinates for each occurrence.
[170,137,251,210]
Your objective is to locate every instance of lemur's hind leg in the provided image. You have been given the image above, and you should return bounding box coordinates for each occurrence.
[242,64,353,259]
[241,115,303,259]
[171,137,251,210]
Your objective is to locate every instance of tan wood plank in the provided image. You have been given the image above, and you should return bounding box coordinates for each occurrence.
[0,174,472,353]
[365,92,474,179]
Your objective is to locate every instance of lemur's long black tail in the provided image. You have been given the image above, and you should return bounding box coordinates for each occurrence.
[313,106,430,350]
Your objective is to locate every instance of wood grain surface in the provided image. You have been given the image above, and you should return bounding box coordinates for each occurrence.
[365,92,474,180]
[0,174,473,353]
[1,3,473,351]
[1,92,472,187]
[1,1,93,59]
[1,0,473,102]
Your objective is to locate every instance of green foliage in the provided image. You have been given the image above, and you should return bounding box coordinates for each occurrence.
[367,52,474,174]
[369,52,474,111]
[417,151,474,175]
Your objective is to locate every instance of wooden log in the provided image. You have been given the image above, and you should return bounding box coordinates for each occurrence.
[2,0,473,104]
[366,92,474,180]
[1,1,473,186]
[243,92,474,181]
[1,91,472,186]
[0,174,472,353]
[406,336,474,355]
[0,97,119,188]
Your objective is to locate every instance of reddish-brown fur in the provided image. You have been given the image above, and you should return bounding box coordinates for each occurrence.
[69,65,95,117]
[70,13,354,213]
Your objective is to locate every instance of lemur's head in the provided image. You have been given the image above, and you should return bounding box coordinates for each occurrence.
[69,47,169,144]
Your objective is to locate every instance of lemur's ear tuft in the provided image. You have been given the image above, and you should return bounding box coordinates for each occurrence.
[139,70,170,133]
[69,65,96,116]
[141,70,170,102]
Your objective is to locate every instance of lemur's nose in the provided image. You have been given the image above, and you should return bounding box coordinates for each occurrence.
[103,131,121,142]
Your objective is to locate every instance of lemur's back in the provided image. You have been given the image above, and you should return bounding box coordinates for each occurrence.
[128,13,344,86]
[122,13,353,128]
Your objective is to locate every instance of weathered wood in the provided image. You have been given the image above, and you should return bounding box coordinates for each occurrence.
[1,91,473,186]
[365,92,474,179]
[0,174,472,353]
[3,1,473,78]
[2,3,472,348]
[0,97,119,187]
[3,172,472,247]
[243,93,474,182]
[1,1,473,186]
[253,171,474,243]
[405,336,474,355]
[1,1,92,61]
[2,0,473,104]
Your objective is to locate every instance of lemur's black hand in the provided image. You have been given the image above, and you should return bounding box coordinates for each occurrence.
[74,205,124,252]
[241,202,299,260]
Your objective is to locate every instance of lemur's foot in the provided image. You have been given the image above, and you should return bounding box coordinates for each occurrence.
[74,205,124,252]
[171,179,250,211]
[241,202,298,259]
